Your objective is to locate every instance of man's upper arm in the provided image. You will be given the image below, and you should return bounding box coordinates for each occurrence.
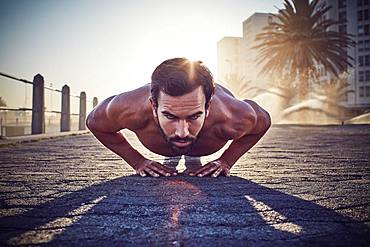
[86,94,129,133]
[243,100,271,135]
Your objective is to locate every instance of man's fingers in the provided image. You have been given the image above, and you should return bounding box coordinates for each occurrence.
[151,161,177,172]
[198,165,218,177]
[163,165,178,175]
[151,162,177,175]
[189,163,214,176]
[212,167,223,177]
[139,170,146,177]
[148,163,171,176]
[188,160,231,178]
[144,167,160,177]
[224,168,231,177]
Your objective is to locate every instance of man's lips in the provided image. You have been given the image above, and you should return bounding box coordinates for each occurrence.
[172,141,192,147]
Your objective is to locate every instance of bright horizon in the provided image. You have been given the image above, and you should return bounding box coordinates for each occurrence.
[0,0,283,109]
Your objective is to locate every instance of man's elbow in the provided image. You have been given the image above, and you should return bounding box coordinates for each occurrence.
[236,110,257,137]
[86,112,96,131]
[249,110,271,135]
[241,100,271,135]
[260,110,271,133]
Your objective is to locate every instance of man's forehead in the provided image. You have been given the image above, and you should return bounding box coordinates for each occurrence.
[158,86,205,105]
[157,87,205,115]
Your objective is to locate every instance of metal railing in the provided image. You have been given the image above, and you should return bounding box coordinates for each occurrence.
[0,72,98,137]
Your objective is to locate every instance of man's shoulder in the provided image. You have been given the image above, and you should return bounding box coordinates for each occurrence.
[209,86,258,139]
[214,83,235,97]
[106,84,151,130]
[213,85,256,117]
[111,83,150,104]
[212,84,253,117]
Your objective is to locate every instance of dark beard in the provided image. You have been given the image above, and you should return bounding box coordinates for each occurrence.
[157,122,197,155]
[153,111,200,155]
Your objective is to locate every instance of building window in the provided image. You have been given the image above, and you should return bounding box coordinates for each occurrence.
[365,40,370,50]
[365,9,369,20]
[365,25,370,35]
[359,55,364,66]
[366,86,370,96]
[358,0,369,6]
[319,13,326,23]
[360,86,364,97]
[338,0,346,8]
[339,12,347,21]
[359,25,364,35]
[358,10,369,21]
[359,10,363,21]
[360,71,365,81]
[366,70,370,81]
[365,55,370,66]
[359,40,364,51]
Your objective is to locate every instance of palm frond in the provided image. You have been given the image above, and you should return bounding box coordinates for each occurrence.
[253,0,355,98]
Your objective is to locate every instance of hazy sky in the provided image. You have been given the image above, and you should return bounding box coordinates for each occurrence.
[0,0,283,109]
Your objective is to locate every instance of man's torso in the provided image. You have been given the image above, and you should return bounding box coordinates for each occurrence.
[116,84,243,157]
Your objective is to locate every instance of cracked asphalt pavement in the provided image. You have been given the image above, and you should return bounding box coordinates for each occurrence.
[0,125,369,246]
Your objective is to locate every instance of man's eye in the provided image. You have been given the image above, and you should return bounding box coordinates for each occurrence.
[164,114,176,120]
[189,115,200,120]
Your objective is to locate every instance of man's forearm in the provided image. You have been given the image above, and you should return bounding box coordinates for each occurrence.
[219,131,267,167]
[220,106,271,167]
[91,130,145,169]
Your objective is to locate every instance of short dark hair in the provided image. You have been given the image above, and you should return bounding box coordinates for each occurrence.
[151,57,215,108]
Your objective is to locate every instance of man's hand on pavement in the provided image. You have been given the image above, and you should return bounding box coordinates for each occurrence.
[189,159,231,178]
[134,159,178,177]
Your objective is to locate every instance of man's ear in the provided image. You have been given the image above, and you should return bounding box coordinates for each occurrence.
[205,96,213,118]
[149,97,158,118]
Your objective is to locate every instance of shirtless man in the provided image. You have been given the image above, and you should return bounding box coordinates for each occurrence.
[86,58,271,178]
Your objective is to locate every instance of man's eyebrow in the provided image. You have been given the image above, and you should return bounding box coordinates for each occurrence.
[160,110,203,118]
[161,111,178,117]
[187,111,204,118]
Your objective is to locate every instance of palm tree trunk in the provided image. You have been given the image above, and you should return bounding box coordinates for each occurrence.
[298,72,309,101]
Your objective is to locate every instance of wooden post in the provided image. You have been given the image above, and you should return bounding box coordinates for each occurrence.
[79,91,86,130]
[61,85,70,132]
[93,97,98,108]
[31,74,45,134]
[0,117,3,137]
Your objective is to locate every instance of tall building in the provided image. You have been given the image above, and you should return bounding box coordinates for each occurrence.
[217,13,277,96]
[241,13,277,89]
[319,0,370,108]
[217,37,243,84]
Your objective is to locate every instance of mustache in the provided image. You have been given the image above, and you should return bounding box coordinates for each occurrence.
[169,136,195,142]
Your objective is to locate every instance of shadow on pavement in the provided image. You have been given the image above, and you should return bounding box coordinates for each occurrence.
[0,175,369,246]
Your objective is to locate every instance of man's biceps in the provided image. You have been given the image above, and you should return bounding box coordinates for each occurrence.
[253,111,271,133]
[88,118,122,133]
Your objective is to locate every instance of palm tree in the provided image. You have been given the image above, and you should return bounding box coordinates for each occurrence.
[313,73,353,104]
[254,0,355,99]
[223,73,254,99]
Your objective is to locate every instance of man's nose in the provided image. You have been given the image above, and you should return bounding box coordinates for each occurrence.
[175,120,190,138]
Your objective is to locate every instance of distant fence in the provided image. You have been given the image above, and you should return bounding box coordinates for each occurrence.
[0,72,98,137]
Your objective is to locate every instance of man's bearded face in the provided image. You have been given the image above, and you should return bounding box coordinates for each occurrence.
[152,86,208,155]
